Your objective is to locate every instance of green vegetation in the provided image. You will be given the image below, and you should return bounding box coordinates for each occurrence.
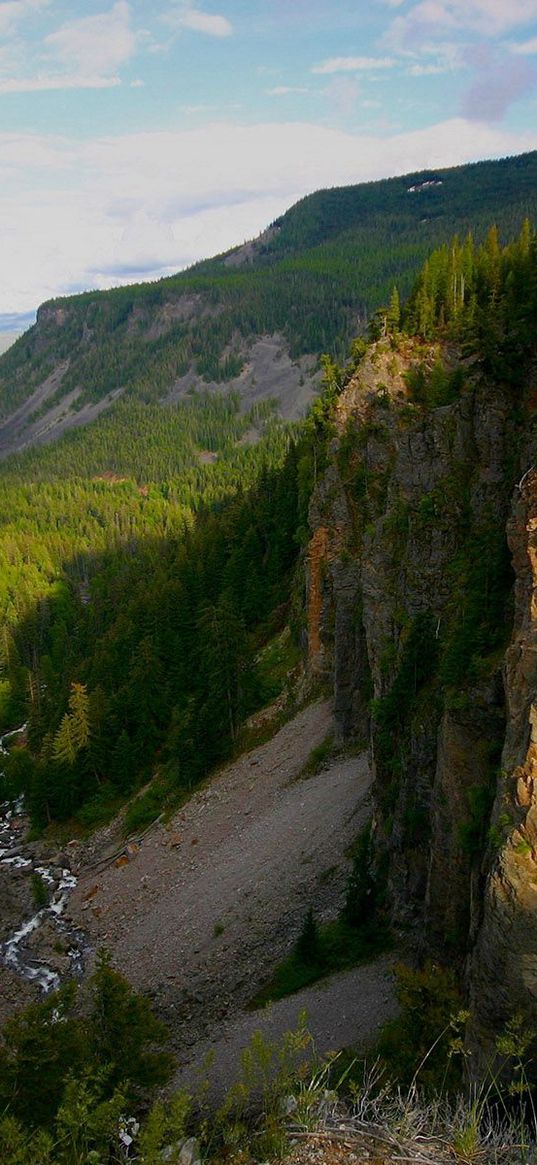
[374,961,466,1095]
[297,733,335,779]
[0,391,322,829]
[0,183,533,847]
[404,359,465,408]
[1,169,537,1162]
[2,961,536,1164]
[30,872,49,909]
[372,612,439,803]
[338,220,537,963]
[344,824,379,926]
[122,775,182,837]
[0,301,342,832]
[404,218,537,384]
[2,152,537,424]
[251,824,388,1007]
[0,953,175,1162]
[251,627,302,709]
[249,916,389,1009]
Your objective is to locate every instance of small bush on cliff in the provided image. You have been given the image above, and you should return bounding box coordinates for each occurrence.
[374,961,467,1095]
[250,915,389,1008]
[90,950,175,1097]
[439,522,513,691]
[344,823,377,928]
[405,358,464,408]
[299,733,334,778]
[31,871,49,909]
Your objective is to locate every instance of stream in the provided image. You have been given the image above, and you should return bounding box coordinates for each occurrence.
[0,726,87,993]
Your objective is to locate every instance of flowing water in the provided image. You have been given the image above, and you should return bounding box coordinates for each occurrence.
[0,727,87,992]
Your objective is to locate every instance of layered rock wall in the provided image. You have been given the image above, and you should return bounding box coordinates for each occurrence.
[468,467,537,1068]
[307,338,537,1056]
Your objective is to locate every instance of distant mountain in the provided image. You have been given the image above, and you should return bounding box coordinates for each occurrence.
[1,149,537,457]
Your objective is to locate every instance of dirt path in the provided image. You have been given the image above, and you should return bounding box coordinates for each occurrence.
[69,700,379,1051]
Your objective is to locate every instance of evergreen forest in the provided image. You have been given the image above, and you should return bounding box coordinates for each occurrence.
[1,150,537,424]
[0,214,536,832]
[1,170,537,1162]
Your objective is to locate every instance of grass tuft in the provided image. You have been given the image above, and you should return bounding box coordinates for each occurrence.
[248,918,390,1009]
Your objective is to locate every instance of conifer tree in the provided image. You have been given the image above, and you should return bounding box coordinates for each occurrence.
[387,286,401,332]
[52,682,90,766]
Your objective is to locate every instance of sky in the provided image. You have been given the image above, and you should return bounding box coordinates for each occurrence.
[2,0,537,330]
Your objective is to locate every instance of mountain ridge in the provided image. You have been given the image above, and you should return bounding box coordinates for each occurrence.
[2,149,537,458]
[2,202,537,1160]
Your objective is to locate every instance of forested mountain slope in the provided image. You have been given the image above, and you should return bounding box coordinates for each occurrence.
[3,205,537,1164]
[1,149,537,456]
[0,409,307,826]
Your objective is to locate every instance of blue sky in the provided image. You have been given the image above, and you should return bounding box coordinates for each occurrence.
[2,0,537,328]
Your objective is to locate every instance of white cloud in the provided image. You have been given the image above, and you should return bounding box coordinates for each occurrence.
[387,0,537,42]
[267,86,309,95]
[0,73,121,92]
[0,133,75,177]
[2,117,537,314]
[323,76,361,116]
[0,1,137,96]
[164,4,232,37]
[407,61,454,73]
[44,0,135,77]
[511,36,537,53]
[312,56,395,74]
[0,0,49,36]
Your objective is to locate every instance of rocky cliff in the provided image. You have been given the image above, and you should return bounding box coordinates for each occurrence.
[468,462,537,1070]
[307,334,537,1062]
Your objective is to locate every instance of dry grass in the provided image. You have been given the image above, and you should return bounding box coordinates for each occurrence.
[278,1064,537,1165]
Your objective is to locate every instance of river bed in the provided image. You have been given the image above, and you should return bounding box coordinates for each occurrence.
[0,726,87,994]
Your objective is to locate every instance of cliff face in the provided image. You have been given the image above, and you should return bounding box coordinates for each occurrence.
[307,337,537,1055]
[468,465,537,1068]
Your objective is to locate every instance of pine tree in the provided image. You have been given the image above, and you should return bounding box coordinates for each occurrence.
[296,907,321,965]
[52,682,90,766]
[387,286,401,333]
[344,825,376,928]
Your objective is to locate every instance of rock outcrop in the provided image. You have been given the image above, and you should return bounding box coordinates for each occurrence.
[307,336,537,1064]
[468,465,537,1070]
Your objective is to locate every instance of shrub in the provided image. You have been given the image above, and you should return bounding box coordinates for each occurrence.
[374,961,467,1094]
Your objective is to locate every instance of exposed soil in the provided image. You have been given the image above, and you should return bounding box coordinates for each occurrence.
[0,361,69,451]
[0,359,124,458]
[0,332,319,458]
[165,334,321,420]
[67,700,388,1058]
[0,700,397,1084]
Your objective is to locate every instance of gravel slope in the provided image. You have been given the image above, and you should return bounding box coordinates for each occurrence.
[175,957,398,1101]
[69,700,384,1053]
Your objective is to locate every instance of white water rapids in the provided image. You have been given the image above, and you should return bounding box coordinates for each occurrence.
[0,727,87,992]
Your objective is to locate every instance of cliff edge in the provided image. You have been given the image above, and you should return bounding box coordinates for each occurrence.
[307,327,537,1068]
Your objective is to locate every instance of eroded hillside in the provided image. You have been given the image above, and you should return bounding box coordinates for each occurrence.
[2,149,537,457]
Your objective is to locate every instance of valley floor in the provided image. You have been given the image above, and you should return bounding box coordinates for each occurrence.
[67,699,394,1071]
